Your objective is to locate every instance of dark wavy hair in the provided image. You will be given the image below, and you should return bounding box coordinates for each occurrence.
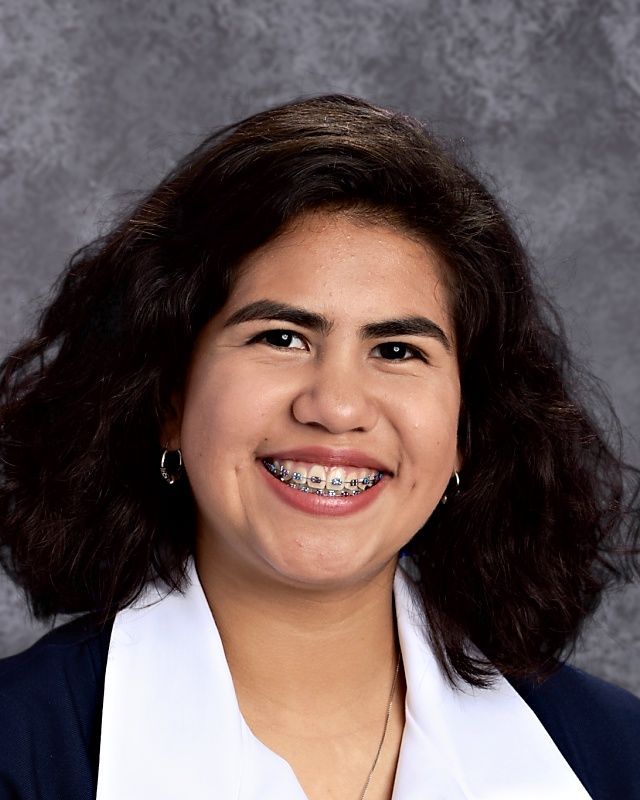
[1,94,638,686]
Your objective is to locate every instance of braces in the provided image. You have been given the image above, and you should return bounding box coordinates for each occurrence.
[263,460,383,496]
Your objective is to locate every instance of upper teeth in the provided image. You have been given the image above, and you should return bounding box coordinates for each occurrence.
[264,459,383,495]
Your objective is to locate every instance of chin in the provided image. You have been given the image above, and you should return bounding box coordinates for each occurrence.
[262,542,394,590]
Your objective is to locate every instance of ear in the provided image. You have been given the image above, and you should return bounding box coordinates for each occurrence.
[455,448,463,474]
[160,391,183,450]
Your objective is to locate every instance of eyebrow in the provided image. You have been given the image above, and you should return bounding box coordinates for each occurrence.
[224,300,333,335]
[223,300,451,351]
[361,318,451,350]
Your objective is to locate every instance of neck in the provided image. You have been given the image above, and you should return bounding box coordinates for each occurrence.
[195,547,400,730]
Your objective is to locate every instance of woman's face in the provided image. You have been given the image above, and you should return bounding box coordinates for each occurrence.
[172,211,461,591]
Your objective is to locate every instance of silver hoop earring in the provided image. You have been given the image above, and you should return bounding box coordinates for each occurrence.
[440,470,460,505]
[160,448,183,485]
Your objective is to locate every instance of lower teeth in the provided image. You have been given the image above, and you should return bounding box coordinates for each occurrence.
[288,483,361,497]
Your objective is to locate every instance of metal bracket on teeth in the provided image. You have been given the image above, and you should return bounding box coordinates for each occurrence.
[264,460,381,496]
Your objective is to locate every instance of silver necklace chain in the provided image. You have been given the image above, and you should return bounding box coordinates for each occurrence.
[358,651,402,800]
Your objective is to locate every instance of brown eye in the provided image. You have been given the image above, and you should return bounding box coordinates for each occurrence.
[252,329,307,350]
[374,342,423,361]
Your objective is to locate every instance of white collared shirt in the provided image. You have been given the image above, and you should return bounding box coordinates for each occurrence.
[97,560,592,799]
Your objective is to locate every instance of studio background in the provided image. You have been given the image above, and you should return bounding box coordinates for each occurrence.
[1,0,639,692]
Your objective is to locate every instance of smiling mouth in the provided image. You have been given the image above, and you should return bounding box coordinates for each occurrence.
[262,458,385,497]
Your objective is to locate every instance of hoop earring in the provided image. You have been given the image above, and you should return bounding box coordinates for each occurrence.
[160,448,183,485]
[440,470,460,505]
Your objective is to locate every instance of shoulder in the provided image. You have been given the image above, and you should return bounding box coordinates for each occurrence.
[0,615,112,800]
[0,614,111,684]
[512,663,640,800]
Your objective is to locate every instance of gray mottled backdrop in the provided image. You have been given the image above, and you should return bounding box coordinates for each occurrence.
[1,0,639,690]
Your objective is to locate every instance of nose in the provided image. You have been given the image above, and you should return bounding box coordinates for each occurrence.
[291,355,379,434]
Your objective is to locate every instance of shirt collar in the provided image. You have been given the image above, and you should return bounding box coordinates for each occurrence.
[392,568,592,799]
[97,560,592,799]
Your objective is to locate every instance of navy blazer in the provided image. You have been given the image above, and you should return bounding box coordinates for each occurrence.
[1,616,639,799]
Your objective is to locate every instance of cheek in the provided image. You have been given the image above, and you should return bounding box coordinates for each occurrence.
[182,380,241,462]
[398,381,460,474]
[179,360,286,468]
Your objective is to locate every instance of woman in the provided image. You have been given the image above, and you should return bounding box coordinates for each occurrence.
[0,95,638,800]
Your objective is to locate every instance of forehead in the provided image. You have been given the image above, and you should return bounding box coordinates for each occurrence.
[228,211,453,332]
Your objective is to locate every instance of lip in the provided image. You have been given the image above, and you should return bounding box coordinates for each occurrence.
[259,459,387,516]
[259,446,393,474]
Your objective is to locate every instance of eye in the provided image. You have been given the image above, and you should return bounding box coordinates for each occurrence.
[372,342,426,361]
[250,329,308,350]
